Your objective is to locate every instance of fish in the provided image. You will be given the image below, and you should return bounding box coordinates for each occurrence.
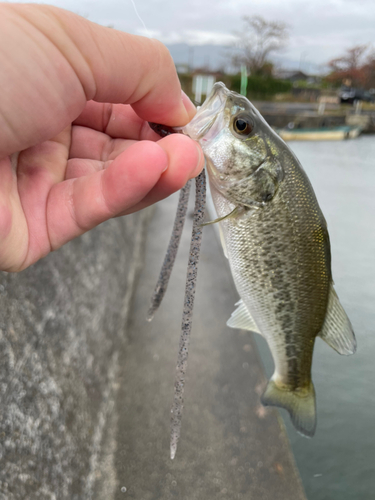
[179,82,357,437]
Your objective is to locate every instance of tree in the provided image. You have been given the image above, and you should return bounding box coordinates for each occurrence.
[231,16,289,76]
[361,51,375,89]
[327,45,368,88]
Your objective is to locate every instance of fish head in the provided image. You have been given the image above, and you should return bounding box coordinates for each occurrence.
[182,82,284,208]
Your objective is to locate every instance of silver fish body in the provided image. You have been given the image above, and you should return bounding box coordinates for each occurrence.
[183,83,356,436]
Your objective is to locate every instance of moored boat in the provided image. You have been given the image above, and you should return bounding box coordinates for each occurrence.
[276,125,362,141]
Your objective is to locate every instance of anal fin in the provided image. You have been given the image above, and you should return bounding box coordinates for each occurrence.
[318,284,356,355]
[227,299,260,334]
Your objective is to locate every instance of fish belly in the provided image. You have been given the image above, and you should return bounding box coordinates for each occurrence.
[211,183,330,391]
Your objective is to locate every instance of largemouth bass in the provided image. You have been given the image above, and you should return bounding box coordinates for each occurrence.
[181,82,356,437]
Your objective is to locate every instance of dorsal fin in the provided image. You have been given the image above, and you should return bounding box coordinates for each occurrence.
[227,300,260,334]
[318,284,356,355]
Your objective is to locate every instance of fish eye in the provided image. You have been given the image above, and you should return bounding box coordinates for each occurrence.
[263,192,273,202]
[233,115,253,136]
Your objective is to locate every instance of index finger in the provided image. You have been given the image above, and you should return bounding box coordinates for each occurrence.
[12,4,196,127]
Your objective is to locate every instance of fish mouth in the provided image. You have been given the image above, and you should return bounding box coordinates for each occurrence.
[194,114,217,140]
[182,83,228,141]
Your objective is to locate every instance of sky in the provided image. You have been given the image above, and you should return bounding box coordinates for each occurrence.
[13,0,375,73]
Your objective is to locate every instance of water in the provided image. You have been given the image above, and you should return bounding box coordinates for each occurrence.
[254,135,375,500]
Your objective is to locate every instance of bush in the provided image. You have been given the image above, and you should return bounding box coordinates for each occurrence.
[178,73,293,102]
[228,74,292,99]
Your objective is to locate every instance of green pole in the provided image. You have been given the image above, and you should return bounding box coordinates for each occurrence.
[240,65,248,96]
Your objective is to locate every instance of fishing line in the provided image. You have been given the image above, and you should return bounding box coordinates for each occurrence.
[128,0,152,38]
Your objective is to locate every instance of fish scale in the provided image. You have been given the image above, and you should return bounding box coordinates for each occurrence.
[214,168,329,390]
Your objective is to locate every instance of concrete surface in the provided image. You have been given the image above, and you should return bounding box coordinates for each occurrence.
[0,190,307,499]
[112,192,307,500]
[0,211,150,500]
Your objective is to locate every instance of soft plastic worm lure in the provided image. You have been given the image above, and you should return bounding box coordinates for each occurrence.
[146,180,192,322]
[148,122,206,459]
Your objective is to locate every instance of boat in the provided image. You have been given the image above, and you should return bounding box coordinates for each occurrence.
[276,125,362,141]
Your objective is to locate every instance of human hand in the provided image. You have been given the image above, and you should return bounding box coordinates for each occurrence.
[0,3,203,272]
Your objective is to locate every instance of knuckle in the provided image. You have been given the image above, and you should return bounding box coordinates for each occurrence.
[151,39,174,71]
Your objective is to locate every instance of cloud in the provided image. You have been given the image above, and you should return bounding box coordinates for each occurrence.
[136,29,237,46]
[13,0,375,68]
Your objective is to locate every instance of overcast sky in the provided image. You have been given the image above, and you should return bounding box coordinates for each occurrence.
[14,0,375,72]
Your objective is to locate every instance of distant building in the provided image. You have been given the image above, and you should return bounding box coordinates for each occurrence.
[175,63,189,74]
[275,70,309,82]
[191,70,224,103]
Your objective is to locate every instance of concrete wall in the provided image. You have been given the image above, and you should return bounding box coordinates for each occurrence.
[0,211,150,500]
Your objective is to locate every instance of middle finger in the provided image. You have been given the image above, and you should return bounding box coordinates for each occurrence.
[73,101,161,141]
[70,125,137,161]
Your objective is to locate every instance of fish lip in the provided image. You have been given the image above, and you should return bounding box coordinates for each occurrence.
[194,114,217,140]
[182,81,255,140]
[182,83,228,141]
[154,83,230,137]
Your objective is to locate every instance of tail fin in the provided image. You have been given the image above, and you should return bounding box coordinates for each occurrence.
[261,379,316,437]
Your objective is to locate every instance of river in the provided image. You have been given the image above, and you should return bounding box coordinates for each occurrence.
[254,135,375,500]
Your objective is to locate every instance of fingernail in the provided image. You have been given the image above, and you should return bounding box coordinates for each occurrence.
[181,90,196,120]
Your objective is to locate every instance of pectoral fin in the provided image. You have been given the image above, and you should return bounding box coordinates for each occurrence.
[201,207,239,226]
[218,224,228,259]
[318,284,356,355]
[227,300,260,334]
